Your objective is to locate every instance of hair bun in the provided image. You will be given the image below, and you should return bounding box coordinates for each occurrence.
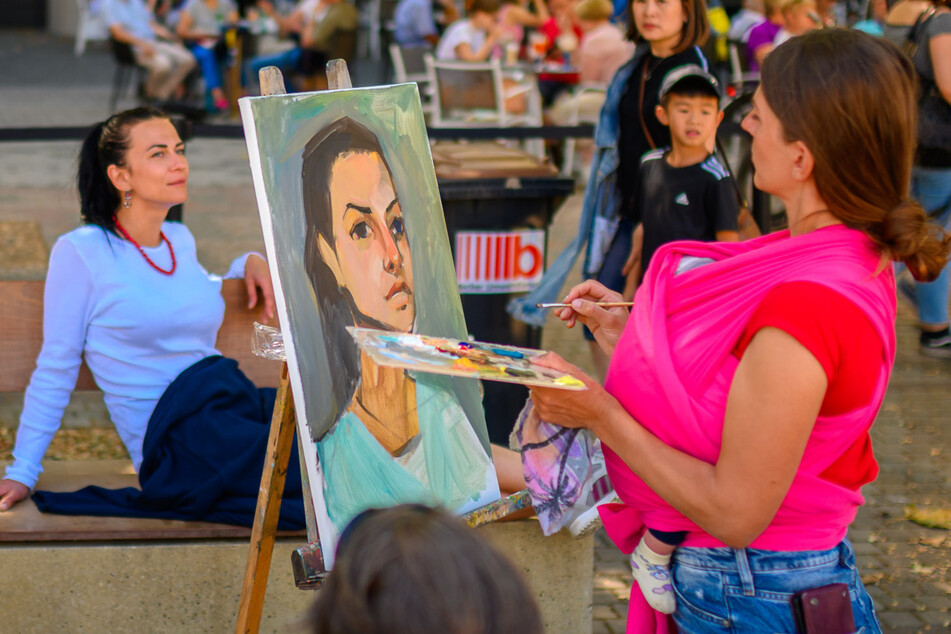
[882,198,950,282]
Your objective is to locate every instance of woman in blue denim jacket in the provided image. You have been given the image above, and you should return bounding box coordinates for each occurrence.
[510,0,710,374]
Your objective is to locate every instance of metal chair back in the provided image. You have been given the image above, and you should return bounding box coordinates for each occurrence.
[425,55,507,127]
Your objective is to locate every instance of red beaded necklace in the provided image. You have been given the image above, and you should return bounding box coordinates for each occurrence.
[114,219,177,275]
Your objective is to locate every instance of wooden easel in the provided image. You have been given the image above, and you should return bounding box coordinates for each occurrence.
[234,64,316,634]
[234,62,532,634]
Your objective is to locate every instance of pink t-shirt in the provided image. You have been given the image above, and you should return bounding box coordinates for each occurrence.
[601,226,896,552]
[575,22,634,84]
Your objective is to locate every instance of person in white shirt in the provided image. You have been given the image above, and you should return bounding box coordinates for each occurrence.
[435,0,502,61]
[175,0,239,111]
[0,107,275,512]
[245,0,325,90]
[547,0,632,125]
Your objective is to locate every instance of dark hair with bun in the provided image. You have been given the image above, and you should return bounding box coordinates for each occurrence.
[308,504,544,634]
[78,107,169,234]
[761,29,950,281]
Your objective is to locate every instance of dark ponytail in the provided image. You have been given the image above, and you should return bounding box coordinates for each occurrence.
[77,107,169,233]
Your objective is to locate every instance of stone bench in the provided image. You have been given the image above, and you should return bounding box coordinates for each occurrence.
[0,278,593,633]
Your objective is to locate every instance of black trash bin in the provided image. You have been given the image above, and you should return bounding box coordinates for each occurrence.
[433,142,575,445]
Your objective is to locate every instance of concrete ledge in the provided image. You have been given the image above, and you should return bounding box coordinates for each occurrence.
[480,521,594,633]
[0,461,593,632]
[0,521,592,633]
[0,538,313,633]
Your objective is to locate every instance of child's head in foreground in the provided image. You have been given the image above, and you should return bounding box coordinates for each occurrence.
[308,504,544,634]
[656,65,724,153]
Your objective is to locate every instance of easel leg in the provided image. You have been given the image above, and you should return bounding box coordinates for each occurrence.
[235,363,297,634]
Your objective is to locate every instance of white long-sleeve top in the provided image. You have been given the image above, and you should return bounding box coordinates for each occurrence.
[5,222,252,489]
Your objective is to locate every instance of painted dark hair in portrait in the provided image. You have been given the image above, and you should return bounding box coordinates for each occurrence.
[301,117,410,415]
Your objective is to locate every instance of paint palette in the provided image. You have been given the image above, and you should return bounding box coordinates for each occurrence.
[347,327,587,390]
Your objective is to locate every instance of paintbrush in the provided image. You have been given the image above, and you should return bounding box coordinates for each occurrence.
[535,302,634,309]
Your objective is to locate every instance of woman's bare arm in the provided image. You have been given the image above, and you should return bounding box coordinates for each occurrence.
[531,326,827,547]
[455,28,499,61]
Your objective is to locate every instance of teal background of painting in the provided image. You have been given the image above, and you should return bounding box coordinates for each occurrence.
[244,84,490,452]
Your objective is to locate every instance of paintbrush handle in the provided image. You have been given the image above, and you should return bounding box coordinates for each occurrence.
[535,302,634,309]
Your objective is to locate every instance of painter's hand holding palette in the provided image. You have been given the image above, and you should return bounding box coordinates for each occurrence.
[347,327,587,390]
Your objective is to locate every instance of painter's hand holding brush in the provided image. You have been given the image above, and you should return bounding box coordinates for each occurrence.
[549,280,630,356]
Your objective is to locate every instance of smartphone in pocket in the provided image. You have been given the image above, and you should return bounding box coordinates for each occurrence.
[790,583,856,634]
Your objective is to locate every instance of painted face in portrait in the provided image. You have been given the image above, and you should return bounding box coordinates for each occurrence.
[317,150,416,333]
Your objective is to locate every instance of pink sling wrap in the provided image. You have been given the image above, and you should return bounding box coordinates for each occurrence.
[598,226,896,633]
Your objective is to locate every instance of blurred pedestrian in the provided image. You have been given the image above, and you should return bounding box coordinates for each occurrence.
[175,0,239,112]
[435,0,503,60]
[102,0,197,102]
[897,0,951,357]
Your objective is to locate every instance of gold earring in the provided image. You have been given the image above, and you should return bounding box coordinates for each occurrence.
[123,191,132,208]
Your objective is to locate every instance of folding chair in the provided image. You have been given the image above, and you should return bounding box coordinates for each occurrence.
[560,85,606,179]
[75,0,109,56]
[389,43,434,115]
[425,55,544,157]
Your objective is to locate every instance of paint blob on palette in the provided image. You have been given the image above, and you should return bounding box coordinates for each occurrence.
[347,327,587,390]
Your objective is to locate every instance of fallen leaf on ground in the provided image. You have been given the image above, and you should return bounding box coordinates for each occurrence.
[911,563,936,576]
[934,582,951,594]
[906,505,951,530]
[862,572,884,585]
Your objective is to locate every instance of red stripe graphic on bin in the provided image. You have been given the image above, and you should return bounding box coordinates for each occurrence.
[454,230,545,294]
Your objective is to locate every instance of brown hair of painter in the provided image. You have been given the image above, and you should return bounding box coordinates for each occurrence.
[761,29,950,281]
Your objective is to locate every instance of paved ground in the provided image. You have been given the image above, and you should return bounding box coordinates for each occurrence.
[2,28,950,633]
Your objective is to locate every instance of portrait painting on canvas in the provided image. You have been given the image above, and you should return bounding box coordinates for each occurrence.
[239,85,501,562]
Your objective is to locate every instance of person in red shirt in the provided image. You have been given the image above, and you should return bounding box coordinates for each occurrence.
[528,29,949,631]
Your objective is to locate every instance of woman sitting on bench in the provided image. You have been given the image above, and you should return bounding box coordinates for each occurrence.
[0,107,305,528]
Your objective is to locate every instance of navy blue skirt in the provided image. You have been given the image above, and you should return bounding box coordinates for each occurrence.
[33,355,306,530]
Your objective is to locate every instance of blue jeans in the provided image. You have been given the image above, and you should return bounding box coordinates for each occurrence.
[910,166,951,327]
[187,43,223,92]
[243,47,301,90]
[671,539,881,633]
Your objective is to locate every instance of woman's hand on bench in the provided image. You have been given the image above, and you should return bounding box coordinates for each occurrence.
[0,479,29,511]
[245,254,276,322]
